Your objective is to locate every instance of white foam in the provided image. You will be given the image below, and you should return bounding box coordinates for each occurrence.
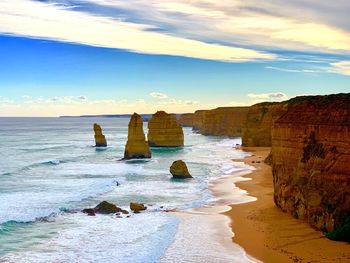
[161,211,258,263]
[3,213,178,263]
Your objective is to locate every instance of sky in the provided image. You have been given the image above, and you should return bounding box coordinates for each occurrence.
[0,0,349,116]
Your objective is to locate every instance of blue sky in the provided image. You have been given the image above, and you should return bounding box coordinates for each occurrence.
[0,0,349,116]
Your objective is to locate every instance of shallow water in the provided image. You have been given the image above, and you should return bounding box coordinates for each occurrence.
[0,117,253,262]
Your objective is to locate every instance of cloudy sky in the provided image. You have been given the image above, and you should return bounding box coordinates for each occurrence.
[0,0,349,116]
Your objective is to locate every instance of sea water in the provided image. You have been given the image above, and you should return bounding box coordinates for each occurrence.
[0,117,255,262]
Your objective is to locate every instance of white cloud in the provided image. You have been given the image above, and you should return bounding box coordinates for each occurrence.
[0,0,274,62]
[149,92,168,99]
[265,66,320,74]
[83,0,350,54]
[248,92,288,100]
[0,95,210,116]
[329,61,350,76]
[77,95,87,101]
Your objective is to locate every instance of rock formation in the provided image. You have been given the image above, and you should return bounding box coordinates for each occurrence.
[192,110,207,132]
[130,202,147,213]
[200,107,249,137]
[170,160,192,179]
[93,123,107,147]
[124,113,151,159]
[271,93,350,232]
[242,102,288,147]
[178,113,194,127]
[148,111,184,147]
[82,201,128,215]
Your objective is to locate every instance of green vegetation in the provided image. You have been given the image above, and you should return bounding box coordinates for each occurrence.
[288,93,350,106]
[326,216,350,243]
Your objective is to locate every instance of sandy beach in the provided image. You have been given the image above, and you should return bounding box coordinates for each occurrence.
[226,147,350,263]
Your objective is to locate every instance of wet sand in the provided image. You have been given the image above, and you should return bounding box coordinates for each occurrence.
[226,147,350,262]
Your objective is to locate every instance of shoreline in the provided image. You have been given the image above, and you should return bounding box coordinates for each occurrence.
[226,147,350,262]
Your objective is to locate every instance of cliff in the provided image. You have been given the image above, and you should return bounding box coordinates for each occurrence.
[200,107,249,137]
[192,110,207,131]
[93,123,107,147]
[124,113,151,159]
[147,111,184,147]
[242,102,288,147]
[178,113,194,127]
[271,93,350,232]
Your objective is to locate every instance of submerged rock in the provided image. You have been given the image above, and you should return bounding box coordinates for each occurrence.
[93,201,128,214]
[93,123,107,147]
[170,160,192,179]
[148,111,184,147]
[130,202,147,213]
[124,113,151,159]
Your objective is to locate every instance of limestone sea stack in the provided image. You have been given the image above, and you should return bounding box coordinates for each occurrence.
[93,123,107,147]
[124,113,151,159]
[148,111,184,147]
[271,93,350,233]
[170,160,192,179]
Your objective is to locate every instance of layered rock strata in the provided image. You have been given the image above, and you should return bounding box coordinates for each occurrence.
[124,113,151,159]
[192,110,208,131]
[93,123,107,147]
[271,94,350,232]
[242,102,288,147]
[178,113,194,127]
[148,111,184,147]
[200,107,249,137]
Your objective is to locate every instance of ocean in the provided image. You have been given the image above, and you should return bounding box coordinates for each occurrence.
[0,117,256,262]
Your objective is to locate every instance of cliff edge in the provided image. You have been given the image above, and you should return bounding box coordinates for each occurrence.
[271,93,350,232]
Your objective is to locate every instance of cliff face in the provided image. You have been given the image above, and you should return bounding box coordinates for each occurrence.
[271,94,350,232]
[124,113,151,159]
[192,110,207,131]
[178,113,194,127]
[242,102,288,147]
[200,107,249,137]
[148,111,184,147]
[93,123,107,147]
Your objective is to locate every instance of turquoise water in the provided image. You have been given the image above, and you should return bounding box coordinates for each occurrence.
[0,117,251,262]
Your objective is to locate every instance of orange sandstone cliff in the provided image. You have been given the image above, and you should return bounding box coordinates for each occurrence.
[271,94,350,232]
[200,107,249,137]
[178,113,194,127]
[192,110,207,131]
[242,102,288,147]
[179,107,248,137]
[148,111,184,147]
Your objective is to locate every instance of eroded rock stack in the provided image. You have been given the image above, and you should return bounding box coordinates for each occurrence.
[170,160,192,179]
[200,107,249,137]
[148,111,184,147]
[93,123,107,147]
[124,113,151,159]
[242,102,288,147]
[271,94,350,232]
